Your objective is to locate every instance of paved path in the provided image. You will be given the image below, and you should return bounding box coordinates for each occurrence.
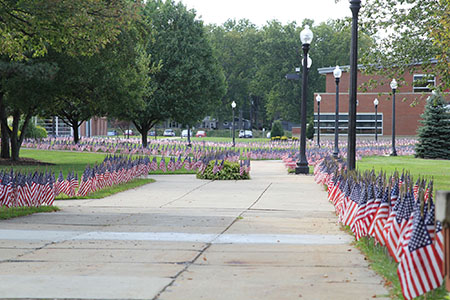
[0,160,388,300]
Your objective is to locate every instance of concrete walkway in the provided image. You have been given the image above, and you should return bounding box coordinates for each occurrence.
[0,160,388,300]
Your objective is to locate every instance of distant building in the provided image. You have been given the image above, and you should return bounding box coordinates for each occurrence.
[314,63,448,136]
[37,117,108,137]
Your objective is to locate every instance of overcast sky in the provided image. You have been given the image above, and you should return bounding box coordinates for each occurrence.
[180,0,351,27]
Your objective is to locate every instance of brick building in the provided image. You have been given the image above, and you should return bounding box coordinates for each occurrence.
[314,64,446,137]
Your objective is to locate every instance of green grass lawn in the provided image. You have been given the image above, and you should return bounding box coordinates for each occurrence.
[0,206,60,220]
[357,155,450,193]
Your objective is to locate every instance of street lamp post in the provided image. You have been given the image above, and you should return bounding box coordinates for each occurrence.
[390,79,398,156]
[231,101,236,147]
[373,98,379,141]
[295,25,313,175]
[347,0,361,171]
[316,94,321,148]
[333,65,342,158]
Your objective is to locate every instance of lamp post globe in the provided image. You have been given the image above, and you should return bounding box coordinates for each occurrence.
[296,25,313,174]
[300,25,313,44]
[332,65,342,158]
[373,98,379,141]
[390,79,398,156]
[231,101,236,147]
[316,94,321,148]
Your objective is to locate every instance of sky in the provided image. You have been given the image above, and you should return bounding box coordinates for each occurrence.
[179,0,352,27]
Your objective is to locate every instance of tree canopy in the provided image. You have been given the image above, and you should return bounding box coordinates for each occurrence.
[115,0,226,147]
[0,0,140,60]
[360,0,450,90]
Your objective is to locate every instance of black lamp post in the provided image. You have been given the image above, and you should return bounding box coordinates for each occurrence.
[347,0,361,171]
[231,101,236,147]
[316,94,321,148]
[373,98,379,141]
[295,25,313,175]
[390,79,398,156]
[333,65,342,158]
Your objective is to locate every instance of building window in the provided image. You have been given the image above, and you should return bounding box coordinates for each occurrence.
[314,113,383,136]
[413,74,435,93]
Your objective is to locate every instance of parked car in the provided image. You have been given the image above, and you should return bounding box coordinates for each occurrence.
[149,131,156,136]
[124,129,134,136]
[163,129,176,137]
[181,129,193,138]
[195,130,206,138]
[239,130,253,138]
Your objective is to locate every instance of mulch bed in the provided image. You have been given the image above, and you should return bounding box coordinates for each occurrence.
[0,157,54,166]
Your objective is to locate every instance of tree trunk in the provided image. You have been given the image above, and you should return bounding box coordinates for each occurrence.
[10,112,20,161]
[141,132,148,148]
[72,123,80,144]
[0,94,10,159]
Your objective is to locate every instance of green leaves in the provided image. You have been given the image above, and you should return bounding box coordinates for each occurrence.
[0,0,140,60]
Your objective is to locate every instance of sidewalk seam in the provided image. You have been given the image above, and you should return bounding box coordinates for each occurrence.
[152,182,272,300]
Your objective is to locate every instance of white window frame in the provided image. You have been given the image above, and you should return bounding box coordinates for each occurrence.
[413,74,436,93]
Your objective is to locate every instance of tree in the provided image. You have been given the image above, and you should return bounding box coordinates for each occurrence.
[207,20,260,129]
[120,0,225,147]
[415,91,450,159]
[0,60,58,160]
[360,0,450,90]
[207,18,373,129]
[0,0,140,60]
[0,0,142,160]
[46,26,151,144]
[270,120,284,137]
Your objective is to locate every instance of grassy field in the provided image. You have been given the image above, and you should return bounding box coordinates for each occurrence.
[357,156,450,193]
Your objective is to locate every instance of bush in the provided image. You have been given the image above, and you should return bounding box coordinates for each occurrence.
[21,121,47,139]
[306,119,314,140]
[196,160,250,180]
[281,136,288,141]
[271,120,284,137]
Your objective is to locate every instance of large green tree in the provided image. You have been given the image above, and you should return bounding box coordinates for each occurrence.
[0,60,57,160]
[207,20,260,129]
[0,0,141,160]
[118,0,225,147]
[46,27,151,144]
[0,0,140,60]
[360,0,449,90]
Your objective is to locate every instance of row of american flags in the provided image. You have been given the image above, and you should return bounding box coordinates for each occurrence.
[314,156,443,300]
[22,137,417,161]
[1,152,252,207]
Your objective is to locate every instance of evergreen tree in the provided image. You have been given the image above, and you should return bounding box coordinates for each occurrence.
[415,91,450,159]
[271,120,284,137]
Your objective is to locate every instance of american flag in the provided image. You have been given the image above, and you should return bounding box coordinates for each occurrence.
[397,201,443,299]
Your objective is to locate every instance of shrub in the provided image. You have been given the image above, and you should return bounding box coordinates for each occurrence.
[271,120,284,137]
[196,160,250,180]
[272,136,281,141]
[281,136,288,141]
[20,121,47,139]
[292,136,299,141]
[306,119,314,140]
